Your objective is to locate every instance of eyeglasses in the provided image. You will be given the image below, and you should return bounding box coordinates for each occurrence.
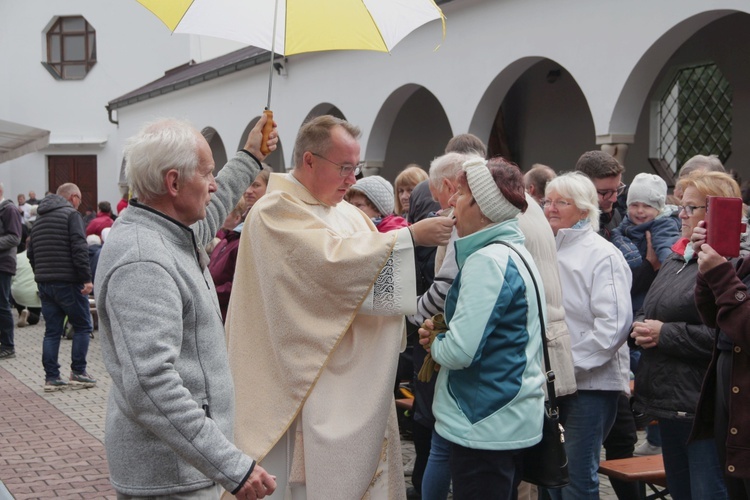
[541,199,575,210]
[311,152,364,178]
[596,182,626,199]
[678,204,706,216]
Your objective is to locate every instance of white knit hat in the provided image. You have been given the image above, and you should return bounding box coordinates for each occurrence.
[626,173,667,211]
[463,157,521,223]
[349,175,394,216]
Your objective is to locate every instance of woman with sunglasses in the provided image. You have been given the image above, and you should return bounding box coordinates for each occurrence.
[630,170,738,500]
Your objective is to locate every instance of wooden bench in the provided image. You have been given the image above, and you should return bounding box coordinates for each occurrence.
[599,454,669,499]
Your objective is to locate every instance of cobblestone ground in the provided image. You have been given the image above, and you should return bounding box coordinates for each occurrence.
[1,313,638,499]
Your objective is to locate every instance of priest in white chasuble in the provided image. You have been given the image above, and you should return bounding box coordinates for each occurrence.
[225,115,454,500]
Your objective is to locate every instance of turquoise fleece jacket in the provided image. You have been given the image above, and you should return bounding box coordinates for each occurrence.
[431,219,546,450]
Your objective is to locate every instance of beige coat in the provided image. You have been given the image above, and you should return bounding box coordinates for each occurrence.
[518,196,577,397]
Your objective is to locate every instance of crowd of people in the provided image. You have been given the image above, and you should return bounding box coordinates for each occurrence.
[1,113,749,500]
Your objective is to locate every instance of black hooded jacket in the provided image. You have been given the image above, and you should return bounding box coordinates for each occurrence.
[28,194,91,284]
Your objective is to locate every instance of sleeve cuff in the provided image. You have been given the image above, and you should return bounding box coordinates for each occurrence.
[230,460,256,495]
[240,149,262,167]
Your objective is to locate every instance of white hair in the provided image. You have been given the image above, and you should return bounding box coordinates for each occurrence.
[545,172,601,232]
[124,119,200,201]
[429,152,470,190]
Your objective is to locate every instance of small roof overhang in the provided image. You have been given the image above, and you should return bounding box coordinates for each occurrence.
[0,119,51,164]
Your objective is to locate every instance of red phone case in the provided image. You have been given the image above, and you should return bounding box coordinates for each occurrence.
[706,196,745,258]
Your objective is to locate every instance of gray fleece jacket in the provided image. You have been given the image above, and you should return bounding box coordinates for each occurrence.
[95,151,260,496]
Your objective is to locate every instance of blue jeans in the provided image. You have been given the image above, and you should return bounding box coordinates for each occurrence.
[39,282,92,380]
[646,423,662,446]
[422,429,451,500]
[549,390,620,500]
[0,273,14,350]
[659,418,728,500]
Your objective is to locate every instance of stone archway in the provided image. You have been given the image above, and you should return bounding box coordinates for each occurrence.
[367,85,451,181]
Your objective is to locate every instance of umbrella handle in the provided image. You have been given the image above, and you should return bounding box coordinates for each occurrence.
[260,109,274,156]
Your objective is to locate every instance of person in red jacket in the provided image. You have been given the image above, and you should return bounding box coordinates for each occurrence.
[346,175,408,233]
[85,201,114,237]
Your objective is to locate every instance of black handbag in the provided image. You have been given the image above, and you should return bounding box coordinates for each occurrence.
[492,241,570,489]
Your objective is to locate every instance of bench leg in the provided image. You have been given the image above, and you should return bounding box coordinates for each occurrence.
[644,483,669,500]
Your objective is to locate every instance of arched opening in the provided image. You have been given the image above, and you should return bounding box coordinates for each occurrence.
[202,127,228,175]
[368,85,451,181]
[472,58,595,172]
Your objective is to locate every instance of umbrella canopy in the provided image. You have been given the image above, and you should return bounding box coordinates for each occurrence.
[137,0,445,55]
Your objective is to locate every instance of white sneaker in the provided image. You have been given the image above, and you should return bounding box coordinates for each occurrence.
[634,440,662,456]
[17,309,29,328]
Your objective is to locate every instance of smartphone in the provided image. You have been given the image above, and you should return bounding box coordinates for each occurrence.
[706,196,746,258]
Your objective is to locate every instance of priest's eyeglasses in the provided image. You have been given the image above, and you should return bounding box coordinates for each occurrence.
[311,152,364,177]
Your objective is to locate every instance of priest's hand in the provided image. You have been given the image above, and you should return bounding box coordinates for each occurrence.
[410,216,454,247]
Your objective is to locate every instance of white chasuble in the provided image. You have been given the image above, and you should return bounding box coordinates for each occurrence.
[225,173,415,500]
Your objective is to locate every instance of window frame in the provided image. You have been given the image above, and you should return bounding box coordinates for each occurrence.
[42,15,97,80]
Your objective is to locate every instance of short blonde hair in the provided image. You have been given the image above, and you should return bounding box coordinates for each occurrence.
[676,170,740,199]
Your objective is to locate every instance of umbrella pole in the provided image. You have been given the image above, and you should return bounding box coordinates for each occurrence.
[266,0,281,110]
[261,0,281,155]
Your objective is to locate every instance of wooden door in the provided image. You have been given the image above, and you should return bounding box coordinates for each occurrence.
[47,155,98,214]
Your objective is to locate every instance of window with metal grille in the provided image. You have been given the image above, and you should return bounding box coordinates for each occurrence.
[656,63,732,173]
[43,16,96,80]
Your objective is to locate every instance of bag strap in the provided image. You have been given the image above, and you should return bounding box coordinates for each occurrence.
[488,241,559,411]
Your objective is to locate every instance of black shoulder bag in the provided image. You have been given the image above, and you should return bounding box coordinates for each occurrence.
[492,241,570,489]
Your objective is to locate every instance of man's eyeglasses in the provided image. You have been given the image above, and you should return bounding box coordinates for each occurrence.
[678,204,706,216]
[596,182,626,199]
[541,199,575,210]
[311,152,364,178]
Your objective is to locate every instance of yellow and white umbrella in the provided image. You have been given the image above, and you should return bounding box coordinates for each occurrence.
[137,0,445,151]
[137,0,445,56]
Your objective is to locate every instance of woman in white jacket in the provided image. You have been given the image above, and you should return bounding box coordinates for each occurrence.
[543,172,633,500]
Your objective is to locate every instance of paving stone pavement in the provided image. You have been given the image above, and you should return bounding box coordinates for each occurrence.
[0,314,114,499]
[1,312,637,499]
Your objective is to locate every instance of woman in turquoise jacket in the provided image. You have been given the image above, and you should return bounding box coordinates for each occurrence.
[420,156,545,499]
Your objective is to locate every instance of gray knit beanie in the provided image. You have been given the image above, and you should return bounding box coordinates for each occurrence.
[626,173,667,211]
[350,175,394,216]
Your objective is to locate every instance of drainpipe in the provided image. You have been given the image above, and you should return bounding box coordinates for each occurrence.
[106,104,118,126]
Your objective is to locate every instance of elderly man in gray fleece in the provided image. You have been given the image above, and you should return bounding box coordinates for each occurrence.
[95,116,277,500]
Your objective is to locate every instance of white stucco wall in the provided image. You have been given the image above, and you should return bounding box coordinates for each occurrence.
[112,0,750,177]
[3,0,750,202]
[0,0,190,205]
